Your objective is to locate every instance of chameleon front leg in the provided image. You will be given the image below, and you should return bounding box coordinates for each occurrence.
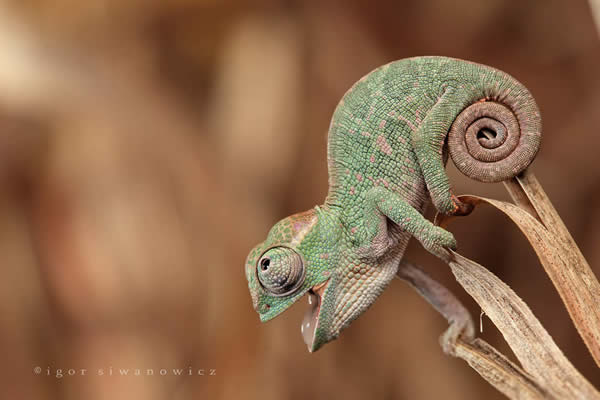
[361,186,456,260]
[412,89,473,216]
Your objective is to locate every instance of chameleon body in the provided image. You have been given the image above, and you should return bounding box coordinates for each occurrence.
[245,56,541,352]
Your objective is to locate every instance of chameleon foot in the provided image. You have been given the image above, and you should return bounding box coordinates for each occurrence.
[420,226,457,260]
[451,196,474,216]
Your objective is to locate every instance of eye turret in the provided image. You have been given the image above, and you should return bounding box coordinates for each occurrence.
[257,247,305,296]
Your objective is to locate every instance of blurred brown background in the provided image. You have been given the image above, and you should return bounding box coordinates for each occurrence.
[1,0,599,399]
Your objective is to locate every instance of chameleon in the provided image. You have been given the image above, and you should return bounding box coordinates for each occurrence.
[244,56,541,352]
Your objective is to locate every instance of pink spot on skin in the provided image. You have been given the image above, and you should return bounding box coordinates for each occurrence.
[349,129,356,135]
[388,110,397,117]
[370,155,375,163]
[378,120,386,129]
[356,173,363,182]
[350,186,355,195]
[351,227,357,234]
[376,135,393,155]
[320,253,330,259]
[345,169,351,175]
[361,131,371,137]
[398,115,416,132]
[293,222,303,231]
[415,109,422,124]
[373,178,388,187]
[413,81,419,88]
[405,95,413,102]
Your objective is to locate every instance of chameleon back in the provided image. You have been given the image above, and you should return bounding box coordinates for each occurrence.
[325,56,540,218]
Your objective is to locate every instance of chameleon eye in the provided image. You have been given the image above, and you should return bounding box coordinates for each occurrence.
[260,258,270,271]
[257,247,305,297]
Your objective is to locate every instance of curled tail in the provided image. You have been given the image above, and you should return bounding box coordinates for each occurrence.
[412,57,542,214]
[447,64,542,183]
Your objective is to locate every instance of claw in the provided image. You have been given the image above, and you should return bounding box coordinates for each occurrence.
[451,196,474,216]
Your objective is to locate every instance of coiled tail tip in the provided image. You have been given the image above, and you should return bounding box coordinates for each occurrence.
[448,94,541,183]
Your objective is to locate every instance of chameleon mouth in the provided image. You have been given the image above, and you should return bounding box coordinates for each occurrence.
[301,280,329,352]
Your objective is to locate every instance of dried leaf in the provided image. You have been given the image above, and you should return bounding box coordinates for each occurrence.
[426,169,600,398]
[504,170,600,367]
[590,0,600,37]
[397,260,550,399]
[446,250,599,399]
[453,338,550,400]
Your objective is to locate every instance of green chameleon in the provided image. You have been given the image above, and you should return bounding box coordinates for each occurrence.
[244,56,541,352]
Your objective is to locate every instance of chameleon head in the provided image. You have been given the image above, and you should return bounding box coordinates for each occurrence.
[245,207,348,352]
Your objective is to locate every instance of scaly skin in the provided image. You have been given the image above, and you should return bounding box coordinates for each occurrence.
[245,56,541,352]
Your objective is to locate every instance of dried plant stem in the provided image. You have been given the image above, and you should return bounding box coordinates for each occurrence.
[447,251,599,399]
[590,0,600,37]
[398,253,599,399]
[397,261,550,399]
[418,168,600,399]
[504,170,600,367]
[453,339,549,400]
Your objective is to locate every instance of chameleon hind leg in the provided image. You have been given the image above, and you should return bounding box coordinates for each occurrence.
[412,89,473,216]
[360,187,456,260]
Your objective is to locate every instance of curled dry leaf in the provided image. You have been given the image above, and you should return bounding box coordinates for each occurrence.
[396,260,549,399]
[503,170,600,367]
[445,251,599,399]
[410,169,600,399]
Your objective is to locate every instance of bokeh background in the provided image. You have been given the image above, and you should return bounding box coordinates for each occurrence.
[1,0,599,399]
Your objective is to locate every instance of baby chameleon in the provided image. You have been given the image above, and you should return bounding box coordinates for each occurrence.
[245,56,541,352]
